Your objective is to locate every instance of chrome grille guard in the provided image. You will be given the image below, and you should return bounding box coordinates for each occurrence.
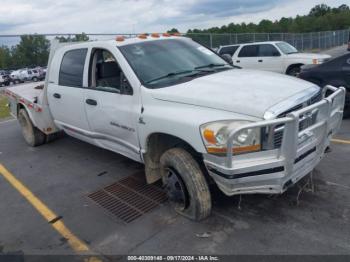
[225,86,345,169]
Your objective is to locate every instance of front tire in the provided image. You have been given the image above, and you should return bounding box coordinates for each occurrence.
[287,65,301,77]
[160,148,212,221]
[18,109,46,147]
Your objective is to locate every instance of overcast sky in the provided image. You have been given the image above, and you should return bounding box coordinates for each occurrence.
[0,0,347,34]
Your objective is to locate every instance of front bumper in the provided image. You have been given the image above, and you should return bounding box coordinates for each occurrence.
[204,86,346,196]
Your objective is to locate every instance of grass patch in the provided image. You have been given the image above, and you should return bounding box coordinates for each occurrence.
[0,94,11,119]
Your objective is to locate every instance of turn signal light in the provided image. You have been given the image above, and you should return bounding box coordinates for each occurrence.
[207,144,261,154]
[116,36,125,42]
[203,129,217,144]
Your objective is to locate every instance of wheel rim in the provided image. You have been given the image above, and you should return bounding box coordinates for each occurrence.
[164,167,189,210]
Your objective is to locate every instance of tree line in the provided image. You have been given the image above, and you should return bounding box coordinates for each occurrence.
[186,4,350,34]
[0,33,89,70]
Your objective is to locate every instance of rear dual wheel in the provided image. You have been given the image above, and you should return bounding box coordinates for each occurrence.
[160,148,212,221]
[18,109,46,147]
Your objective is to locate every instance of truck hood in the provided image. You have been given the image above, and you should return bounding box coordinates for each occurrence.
[286,52,331,60]
[151,69,319,118]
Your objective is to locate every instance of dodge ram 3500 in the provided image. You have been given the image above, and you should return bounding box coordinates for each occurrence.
[5,35,346,221]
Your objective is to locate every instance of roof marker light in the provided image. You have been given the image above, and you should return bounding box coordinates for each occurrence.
[116,36,125,42]
[138,34,148,39]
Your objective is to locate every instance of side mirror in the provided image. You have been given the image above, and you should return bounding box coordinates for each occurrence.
[120,72,133,95]
[221,54,233,65]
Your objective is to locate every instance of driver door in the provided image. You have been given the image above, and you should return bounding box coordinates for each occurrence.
[83,47,141,162]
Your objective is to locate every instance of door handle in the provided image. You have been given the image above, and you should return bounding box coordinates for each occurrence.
[236,60,240,63]
[53,93,61,99]
[86,99,97,106]
[258,60,263,63]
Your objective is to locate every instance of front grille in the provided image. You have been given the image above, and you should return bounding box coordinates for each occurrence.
[271,90,322,148]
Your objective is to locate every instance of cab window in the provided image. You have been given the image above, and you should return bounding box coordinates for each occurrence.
[59,48,87,87]
[89,49,132,95]
[219,45,239,56]
[258,44,280,57]
[238,45,259,57]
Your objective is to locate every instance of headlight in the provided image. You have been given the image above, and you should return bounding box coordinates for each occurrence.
[200,120,261,155]
[312,58,325,65]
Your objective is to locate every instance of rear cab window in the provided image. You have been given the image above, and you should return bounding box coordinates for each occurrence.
[59,48,88,87]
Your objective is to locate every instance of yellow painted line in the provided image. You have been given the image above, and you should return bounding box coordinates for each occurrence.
[331,138,350,145]
[0,164,90,252]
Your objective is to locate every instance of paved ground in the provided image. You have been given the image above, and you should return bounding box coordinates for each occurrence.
[0,116,349,257]
[323,45,348,57]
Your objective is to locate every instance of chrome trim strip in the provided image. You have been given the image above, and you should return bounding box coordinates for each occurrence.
[264,86,321,120]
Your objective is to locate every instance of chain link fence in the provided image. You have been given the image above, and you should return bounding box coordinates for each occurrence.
[187,29,349,50]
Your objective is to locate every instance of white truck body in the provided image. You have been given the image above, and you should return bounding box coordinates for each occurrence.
[218,41,331,75]
[5,36,345,219]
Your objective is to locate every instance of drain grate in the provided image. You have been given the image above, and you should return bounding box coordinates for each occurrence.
[88,172,168,223]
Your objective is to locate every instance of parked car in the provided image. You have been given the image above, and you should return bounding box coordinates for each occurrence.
[19,69,43,82]
[5,36,345,221]
[299,53,350,116]
[0,75,10,86]
[218,41,331,76]
[0,70,10,86]
[9,70,23,84]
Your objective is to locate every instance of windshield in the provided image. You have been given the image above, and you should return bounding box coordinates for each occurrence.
[276,42,298,54]
[119,38,232,88]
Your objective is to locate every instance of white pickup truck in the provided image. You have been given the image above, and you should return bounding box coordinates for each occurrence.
[5,35,346,221]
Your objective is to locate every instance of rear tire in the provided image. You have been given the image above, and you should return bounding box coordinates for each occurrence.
[33,77,38,82]
[160,148,212,221]
[18,109,46,147]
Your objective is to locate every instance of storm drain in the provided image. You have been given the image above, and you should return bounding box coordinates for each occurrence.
[88,172,168,223]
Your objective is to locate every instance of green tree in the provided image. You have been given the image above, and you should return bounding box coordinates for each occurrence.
[14,35,50,67]
[0,46,12,69]
[167,28,179,34]
[56,32,90,43]
[187,4,350,34]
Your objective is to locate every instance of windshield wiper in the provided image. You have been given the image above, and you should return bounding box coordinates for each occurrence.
[145,70,196,84]
[195,63,227,70]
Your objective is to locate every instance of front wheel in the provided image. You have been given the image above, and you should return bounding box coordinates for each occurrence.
[18,109,46,147]
[160,148,212,221]
[287,66,301,77]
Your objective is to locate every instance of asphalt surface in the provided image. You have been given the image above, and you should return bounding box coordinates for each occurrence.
[0,115,350,256]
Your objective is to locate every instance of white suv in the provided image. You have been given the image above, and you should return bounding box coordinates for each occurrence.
[19,69,42,82]
[218,41,331,76]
